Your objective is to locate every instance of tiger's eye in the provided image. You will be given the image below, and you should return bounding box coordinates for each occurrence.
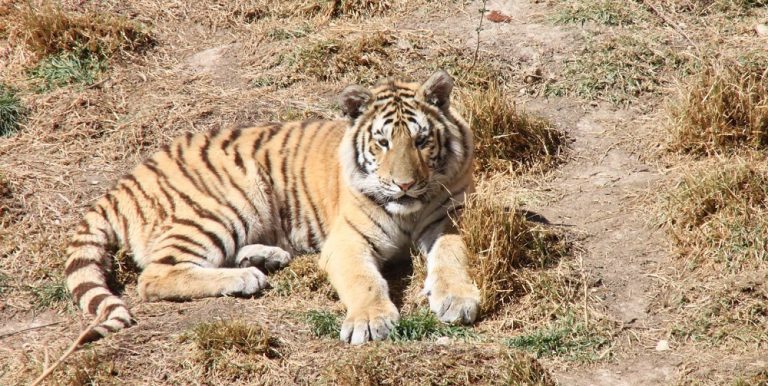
[415,136,428,149]
[377,138,389,148]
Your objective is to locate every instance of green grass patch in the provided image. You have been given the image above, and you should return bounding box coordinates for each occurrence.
[555,0,645,26]
[388,310,476,342]
[0,85,25,136]
[306,310,342,339]
[27,280,70,309]
[507,313,613,361]
[28,48,106,91]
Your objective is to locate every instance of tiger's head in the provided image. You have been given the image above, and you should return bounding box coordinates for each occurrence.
[338,71,473,215]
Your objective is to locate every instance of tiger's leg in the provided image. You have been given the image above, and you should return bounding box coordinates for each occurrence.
[417,219,480,325]
[319,223,399,345]
[235,244,292,273]
[137,234,268,301]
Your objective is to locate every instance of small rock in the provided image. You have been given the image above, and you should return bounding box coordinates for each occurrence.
[655,339,670,351]
[436,336,452,345]
[90,180,99,185]
[518,88,527,96]
[755,23,768,36]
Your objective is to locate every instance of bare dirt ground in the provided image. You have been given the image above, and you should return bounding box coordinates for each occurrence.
[1,0,767,384]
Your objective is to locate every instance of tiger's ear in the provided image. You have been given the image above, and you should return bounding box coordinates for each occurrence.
[339,85,373,120]
[418,70,454,110]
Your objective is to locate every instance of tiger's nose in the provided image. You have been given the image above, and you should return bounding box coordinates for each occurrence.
[395,180,415,192]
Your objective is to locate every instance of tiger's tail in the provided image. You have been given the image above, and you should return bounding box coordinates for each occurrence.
[64,204,134,344]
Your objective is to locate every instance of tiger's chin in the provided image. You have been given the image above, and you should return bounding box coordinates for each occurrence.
[384,196,424,215]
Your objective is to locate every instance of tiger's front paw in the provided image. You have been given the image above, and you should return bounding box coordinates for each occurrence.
[424,279,480,325]
[340,301,399,345]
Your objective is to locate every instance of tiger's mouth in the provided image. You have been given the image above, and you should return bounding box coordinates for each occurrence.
[390,195,421,205]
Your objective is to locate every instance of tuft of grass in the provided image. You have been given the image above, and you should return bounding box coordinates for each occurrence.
[27,280,70,309]
[323,345,555,386]
[659,157,768,272]
[388,310,476,342]
[59,351,117,385]
[666,57,768,156]
[182,320,280,379]
[269,255,336,299]
[547,33,688,103]
[17,2,153,59]
[292,33,394,83]
[506,312,613,361]
[458,82,566,175]
[460,192,571,315]
[28,48,107,91]
[267,24,313,41]
[306,310,342,338]
[0,85,25,136]
[556,0,645,26]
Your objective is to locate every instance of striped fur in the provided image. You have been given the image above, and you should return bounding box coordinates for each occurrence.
[64,70,480,345]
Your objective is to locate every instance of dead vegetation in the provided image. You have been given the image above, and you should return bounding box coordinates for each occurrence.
[458,82,567,174]
[9,2,153,60]
[666,56,768,155]
[321,344,555,386]
[182,320,281,380]
[268,254,335,299]
[660,157,768,272]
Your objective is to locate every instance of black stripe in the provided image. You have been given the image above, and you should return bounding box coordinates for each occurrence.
[344,216,383,258]
[163,234,209,252]
[118,184,148,225]
[69,239,107,248]
[220,128,242,152]
[156,256,177,265]
[233,145,245,173]
[102,303,123,318]
[122,175,153,223]
[175,218,228,258]
[200,134,225,185]
[87,293,110,315]
[65,258,97,276]
[71,282,101,302]
[79,329,104,345]
[143,161,176,213]
[168,244,207,260]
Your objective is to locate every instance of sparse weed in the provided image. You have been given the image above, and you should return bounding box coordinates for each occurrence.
[507,312,613,361]
[666,56,768,155]
[306,310,342,338]
[59,351,117,385]
[659,157,768,272]
[0,85,25,136]
[28,48,106,91]
[666,272,768,347]
[458,82,566,175]
[547,32,688,103]
[661,0,768,14]
[556,0,645,26]
[27,280,70,309]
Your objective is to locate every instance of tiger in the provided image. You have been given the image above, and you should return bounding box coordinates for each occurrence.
[64,70,480,345]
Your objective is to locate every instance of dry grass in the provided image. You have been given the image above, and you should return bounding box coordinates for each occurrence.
[321,344,555,386]
[292,32,396,83]
[269,254,336,299]
[556,0,647,26]
[10,2,153,60]
[181,320,281,380]
[660,0,768,14]
[460,192,571,315]
[664,272,768,348]
[458,82,567,175]
[666,57,768,155]
[659,156,768,272]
